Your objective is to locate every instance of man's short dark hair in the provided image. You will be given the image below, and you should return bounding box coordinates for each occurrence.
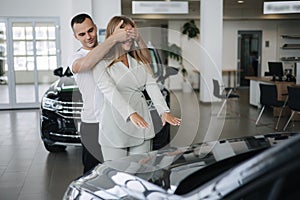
[71,13,93,29]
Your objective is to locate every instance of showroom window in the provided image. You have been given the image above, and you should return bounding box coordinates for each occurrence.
[12,22,58,71]
[0,17,61,109]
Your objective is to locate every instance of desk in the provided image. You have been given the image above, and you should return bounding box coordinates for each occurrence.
[193,69,239,90]
[222,69,238,90]
[245,76,295,116]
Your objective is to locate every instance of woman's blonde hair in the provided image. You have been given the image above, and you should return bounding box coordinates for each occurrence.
[104,15,153,74]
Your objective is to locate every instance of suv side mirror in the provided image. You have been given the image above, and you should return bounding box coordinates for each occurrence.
[166,66,179,77]
[157,66,179,85]
[64,67,73,77]
[53,67,63,77]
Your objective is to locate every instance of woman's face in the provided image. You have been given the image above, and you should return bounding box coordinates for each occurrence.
[121,24,134,52]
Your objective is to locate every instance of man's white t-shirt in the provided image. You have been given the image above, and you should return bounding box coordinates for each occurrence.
[68,48,103,123]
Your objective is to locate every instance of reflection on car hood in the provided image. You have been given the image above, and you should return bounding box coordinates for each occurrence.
[45,77,81,102]
[65,132,298,199]
[196,132,300,199]
[52,76,78,91]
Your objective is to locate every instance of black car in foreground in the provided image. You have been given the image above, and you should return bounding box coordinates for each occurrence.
[63,132,300,200]
[40,47,178,152]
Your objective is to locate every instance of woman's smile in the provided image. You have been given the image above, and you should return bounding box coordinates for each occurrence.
[122,40,133,50]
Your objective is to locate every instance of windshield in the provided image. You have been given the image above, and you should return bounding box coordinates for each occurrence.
[148,48,163,79]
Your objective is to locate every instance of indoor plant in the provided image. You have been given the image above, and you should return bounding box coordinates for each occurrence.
[166,43,188,82]
[182,20,200,39]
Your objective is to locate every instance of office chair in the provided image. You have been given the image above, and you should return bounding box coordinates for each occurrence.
[212,79,239,117]
[255,84,286,130]
[283,86,300,131]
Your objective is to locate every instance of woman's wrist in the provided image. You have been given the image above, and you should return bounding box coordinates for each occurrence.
[130,112,137,117]
[160,111,170,117]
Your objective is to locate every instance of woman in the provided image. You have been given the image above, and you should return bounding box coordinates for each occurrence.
[93,15,181,161]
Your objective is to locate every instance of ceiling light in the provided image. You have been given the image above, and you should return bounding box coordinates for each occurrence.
[237,0,244,3]
[132,1,189,14]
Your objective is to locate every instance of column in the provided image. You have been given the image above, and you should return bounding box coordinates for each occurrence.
[70,0,93,52]
[71,0,92,16]
[199,0,223,102]
[93,0,121,29]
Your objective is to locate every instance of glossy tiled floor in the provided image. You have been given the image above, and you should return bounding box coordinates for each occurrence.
[0,89,299,200]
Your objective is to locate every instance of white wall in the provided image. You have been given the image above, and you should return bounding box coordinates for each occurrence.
[69,0,93,57]
[168,19,300,89]
[0,0,116,85]
[223,20,278,74]
[167,20,201,90]
[1,0,300,86]
[0,0,97,68]
[0,0,78,68]
[223,20,300,78]
[0,0,75,85]
[92,0,121,30]
[15,71,57,84]
[276,21,300,71]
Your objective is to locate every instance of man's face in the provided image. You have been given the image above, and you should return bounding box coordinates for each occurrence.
[73,18,98,50]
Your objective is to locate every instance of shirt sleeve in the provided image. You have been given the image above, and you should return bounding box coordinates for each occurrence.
[145,72,170,116]
[93,61,136,122]
[68,52,83,75]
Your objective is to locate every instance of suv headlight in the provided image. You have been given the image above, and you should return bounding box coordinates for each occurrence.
[42,97,63,111]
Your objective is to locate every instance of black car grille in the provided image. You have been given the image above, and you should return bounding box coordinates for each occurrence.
[55,100,83,119]
[42,97,83,119]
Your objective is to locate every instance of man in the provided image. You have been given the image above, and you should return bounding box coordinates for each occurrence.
[68,13,134,174]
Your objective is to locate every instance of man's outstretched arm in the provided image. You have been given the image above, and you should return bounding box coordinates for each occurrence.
[72,21,135,73]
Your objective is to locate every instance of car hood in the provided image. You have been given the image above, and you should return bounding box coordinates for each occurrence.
[64,132,298,199]
[50,76,78,92]
[44,77,81,102]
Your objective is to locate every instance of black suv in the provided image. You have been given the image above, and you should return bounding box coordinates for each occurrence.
[40,47,178,152]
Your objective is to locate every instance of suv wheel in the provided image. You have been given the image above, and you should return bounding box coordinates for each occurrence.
[43,142,67,152]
